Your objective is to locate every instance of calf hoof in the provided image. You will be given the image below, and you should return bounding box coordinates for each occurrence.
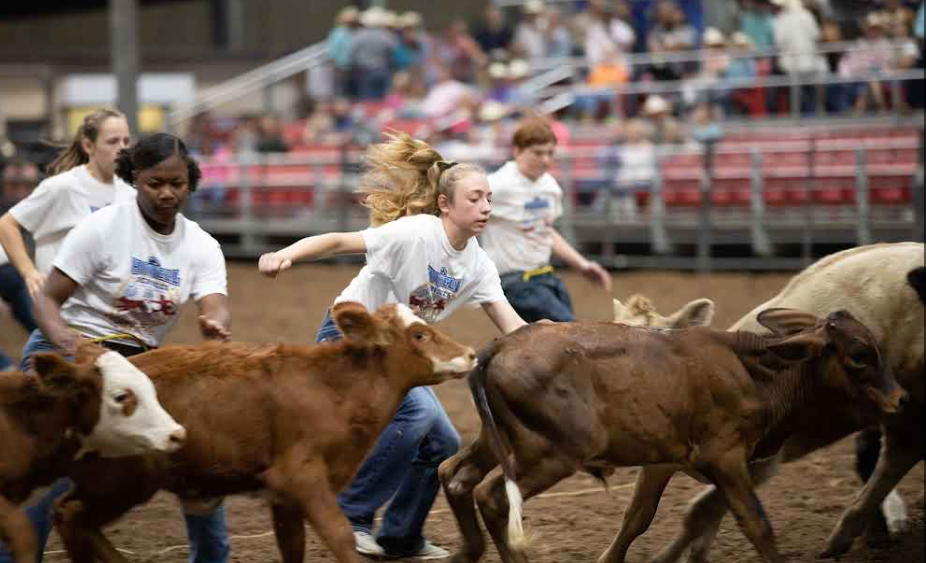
[449,552,479,563]
[817,537,853,560]
[862,514,892,549]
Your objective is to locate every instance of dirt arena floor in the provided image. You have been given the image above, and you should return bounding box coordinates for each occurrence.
[1,262,922,563]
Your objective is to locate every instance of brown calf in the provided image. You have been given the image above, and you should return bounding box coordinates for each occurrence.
[53,302,476,563]
[0,350,185,563]
[439,309,906,563]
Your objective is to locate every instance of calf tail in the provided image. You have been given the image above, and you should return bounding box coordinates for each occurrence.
[469,341,528,551]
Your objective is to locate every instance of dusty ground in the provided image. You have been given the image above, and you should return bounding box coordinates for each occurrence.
[1,263,922,563]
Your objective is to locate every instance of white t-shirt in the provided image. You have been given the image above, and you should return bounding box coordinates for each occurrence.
[335,214,506,324]
[481,161,564,275]
[9,165,136,274]
[53,202,227,348]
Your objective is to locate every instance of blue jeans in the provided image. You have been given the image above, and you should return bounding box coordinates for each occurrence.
[501,271,576,323]
[0,264,37,370]
[317,312,461,556]
[0,330,230,563]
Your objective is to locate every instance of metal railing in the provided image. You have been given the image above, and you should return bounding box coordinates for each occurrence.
[185,133,923,270]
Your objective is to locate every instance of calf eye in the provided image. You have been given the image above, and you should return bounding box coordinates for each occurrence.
[414,331,428,342]
[849,352,869,367]
[114,392,131,404]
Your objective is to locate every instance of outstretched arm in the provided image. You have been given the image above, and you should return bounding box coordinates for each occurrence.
[0,213,44,298]
[197,293,232,341]
[33,269,81,355]
[258,232,367,278]
[550,228,612,292]
[481,300,528,335]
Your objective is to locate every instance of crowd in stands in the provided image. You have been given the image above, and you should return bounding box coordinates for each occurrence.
[173,1,924,218]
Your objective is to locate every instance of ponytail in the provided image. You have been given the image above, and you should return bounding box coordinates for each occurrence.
[358,131,485,227]
[46,108,125,177]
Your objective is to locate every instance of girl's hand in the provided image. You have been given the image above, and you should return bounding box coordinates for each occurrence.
[258,252,292,278]
[199,315,232,341]
[581,261,613,293]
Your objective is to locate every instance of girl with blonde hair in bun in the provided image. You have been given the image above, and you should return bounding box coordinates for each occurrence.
[259,131,526,559]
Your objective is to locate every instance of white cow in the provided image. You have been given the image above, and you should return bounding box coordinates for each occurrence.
[650,242,924,563]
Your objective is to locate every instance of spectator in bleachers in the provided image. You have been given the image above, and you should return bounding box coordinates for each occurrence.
[685,27,732,110]
[584,0,636,70]
[839,12,895,113]
[726,31,762,115]
[646,1,698,87]
[255,114,290,153]
[739,0,776,51]
[891,16,921,70]
[420,66,478,119]
[544,6,575,59]
[0,158,40,372]
[393,12,427,74]
[880,0,916,27]
[609,118,656,218]
[820,19,850,113]
[771,0,825,114]
[434,19,487,84]
[513,0,549,63]
[473,4,515,59]
[487,62,516,104]
[576,44,630,122]
[349,7,400,100]
[328,6,361,97]
[642,94,684,144]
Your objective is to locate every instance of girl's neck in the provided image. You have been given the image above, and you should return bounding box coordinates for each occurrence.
[441,216,472,251]
[87,161,114,185]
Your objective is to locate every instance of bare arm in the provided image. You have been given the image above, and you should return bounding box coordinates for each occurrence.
[550,228,613,292]
[197,293,232,341]
[481,300,528,335]
[258,232,367,278]
[0,213,44,298]
[33,268,81,355]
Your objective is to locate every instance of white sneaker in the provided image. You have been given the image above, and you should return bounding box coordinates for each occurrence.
[354,531,386,558]
[408,540,451,560]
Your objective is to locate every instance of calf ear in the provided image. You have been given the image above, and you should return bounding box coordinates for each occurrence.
[766,331,828,363]
[33,353,90,397]
[757,308,821,336]
[669,298,715,328]
[332,302,388,347]
[612,299,631,321]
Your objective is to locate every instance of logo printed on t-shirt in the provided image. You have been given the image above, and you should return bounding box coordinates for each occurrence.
[518,196,553,237]
[408,266,463,323]
[110,256,182,330]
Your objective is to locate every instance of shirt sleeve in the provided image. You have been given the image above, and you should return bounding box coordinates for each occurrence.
[191,239,229,300]
[471,250,507,304]
[360,218,421,281]
[52,218,103,286]
[8,179,65,237]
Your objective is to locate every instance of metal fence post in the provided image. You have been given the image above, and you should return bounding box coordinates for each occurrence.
[915,128,925,242]
[650,153,671,255]
[801,137,816,267]
[559,151,579,252]
[750,149,771,256]
[855,148,871,246]
[697,142,715,274]
[238,151,257,255]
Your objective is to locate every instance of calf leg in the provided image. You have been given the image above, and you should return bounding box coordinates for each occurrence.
[55,494,143,563]
[271,502,306,563]
[0,496,38,563]
[439,433,498,563]
[649,456,780,563]
[820,431,922,559]
[476,454,576,563]
[598,466,675,563]
[711,455,784,563]
[265,459,358,563]
[854,426,909,540]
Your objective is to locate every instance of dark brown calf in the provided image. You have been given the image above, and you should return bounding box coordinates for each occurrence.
[54,302,476,563]
[439,309,906,563]
[0,349,184,563]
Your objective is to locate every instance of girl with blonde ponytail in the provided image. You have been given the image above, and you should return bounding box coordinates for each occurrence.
[258,132,526,559]
[0,108,134,299]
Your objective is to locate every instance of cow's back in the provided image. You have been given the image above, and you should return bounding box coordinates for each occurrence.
[731,243,925,380]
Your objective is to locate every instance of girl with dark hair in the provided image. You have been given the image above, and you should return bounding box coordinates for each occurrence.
[0,108,134,299]
[0,133,232,563]
[258,131,527,560]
